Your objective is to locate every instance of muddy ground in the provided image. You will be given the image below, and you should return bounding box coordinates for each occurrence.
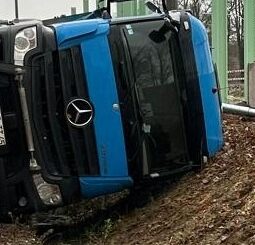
[1,114,255,245]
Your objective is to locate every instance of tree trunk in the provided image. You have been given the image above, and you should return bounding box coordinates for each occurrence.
[166,0,178,10]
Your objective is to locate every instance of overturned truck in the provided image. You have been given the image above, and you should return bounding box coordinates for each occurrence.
[0,0,223,216]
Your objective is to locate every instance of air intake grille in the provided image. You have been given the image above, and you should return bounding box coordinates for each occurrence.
[31,47,99,176]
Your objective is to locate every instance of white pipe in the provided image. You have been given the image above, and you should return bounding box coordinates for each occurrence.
[222,103,255,116]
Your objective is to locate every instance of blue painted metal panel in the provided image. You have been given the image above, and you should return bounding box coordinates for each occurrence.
[55,21,98,46]
[53,19,108,49]
[80,176,133,198]
[54,19,133,197]
[190,16,223,156]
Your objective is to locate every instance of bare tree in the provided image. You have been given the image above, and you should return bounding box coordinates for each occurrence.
[166,0,178,10]
[152,0,211,23]
[178,0,189,9]
[228,0,244,69]
[177,0,244,69]
[178,0,212,30]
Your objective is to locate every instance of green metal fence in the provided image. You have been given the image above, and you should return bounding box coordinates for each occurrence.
[244,0,255,102]
[211,0,255,104]
[83,0,146,17]
[117,0,146,17]
[212,0,228,103]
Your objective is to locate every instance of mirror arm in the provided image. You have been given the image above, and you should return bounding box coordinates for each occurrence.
[162,0,169,14]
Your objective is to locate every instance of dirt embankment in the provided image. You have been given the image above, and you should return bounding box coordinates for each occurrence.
[1,114,255,245]
[96,115,255,245]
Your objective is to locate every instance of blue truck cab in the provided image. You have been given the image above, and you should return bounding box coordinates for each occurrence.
[0,1,223,216]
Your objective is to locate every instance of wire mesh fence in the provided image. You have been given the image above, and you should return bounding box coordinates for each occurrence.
[227,69,245,104]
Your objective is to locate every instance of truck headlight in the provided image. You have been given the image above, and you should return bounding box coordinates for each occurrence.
[14,26,37,66]
[33,174,63,206]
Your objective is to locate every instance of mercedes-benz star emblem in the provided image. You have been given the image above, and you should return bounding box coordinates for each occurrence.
[66,99,93,127]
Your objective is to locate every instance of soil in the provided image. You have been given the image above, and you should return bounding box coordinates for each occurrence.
[1,114,255,245]
[98,114,255,245]
[0,223,39,245]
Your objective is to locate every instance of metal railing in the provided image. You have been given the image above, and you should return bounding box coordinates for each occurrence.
[228,69,244,84]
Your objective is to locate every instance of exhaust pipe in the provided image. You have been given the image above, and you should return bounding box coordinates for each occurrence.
[222,103,255,117]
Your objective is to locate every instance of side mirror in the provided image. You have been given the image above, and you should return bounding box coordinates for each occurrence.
[145,1,162,14]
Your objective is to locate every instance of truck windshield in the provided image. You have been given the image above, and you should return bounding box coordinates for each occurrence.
[109,17,189,172]
[124,20,188,169]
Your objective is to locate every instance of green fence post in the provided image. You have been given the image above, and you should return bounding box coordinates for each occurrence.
[117,2,123,17]
[138,0,146,15]
[117,0,146,17]
[212,0,228,103]
[132,0,137,16]
[244,0,255,103]
[83,0,89,12]
[117,1,134,17]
